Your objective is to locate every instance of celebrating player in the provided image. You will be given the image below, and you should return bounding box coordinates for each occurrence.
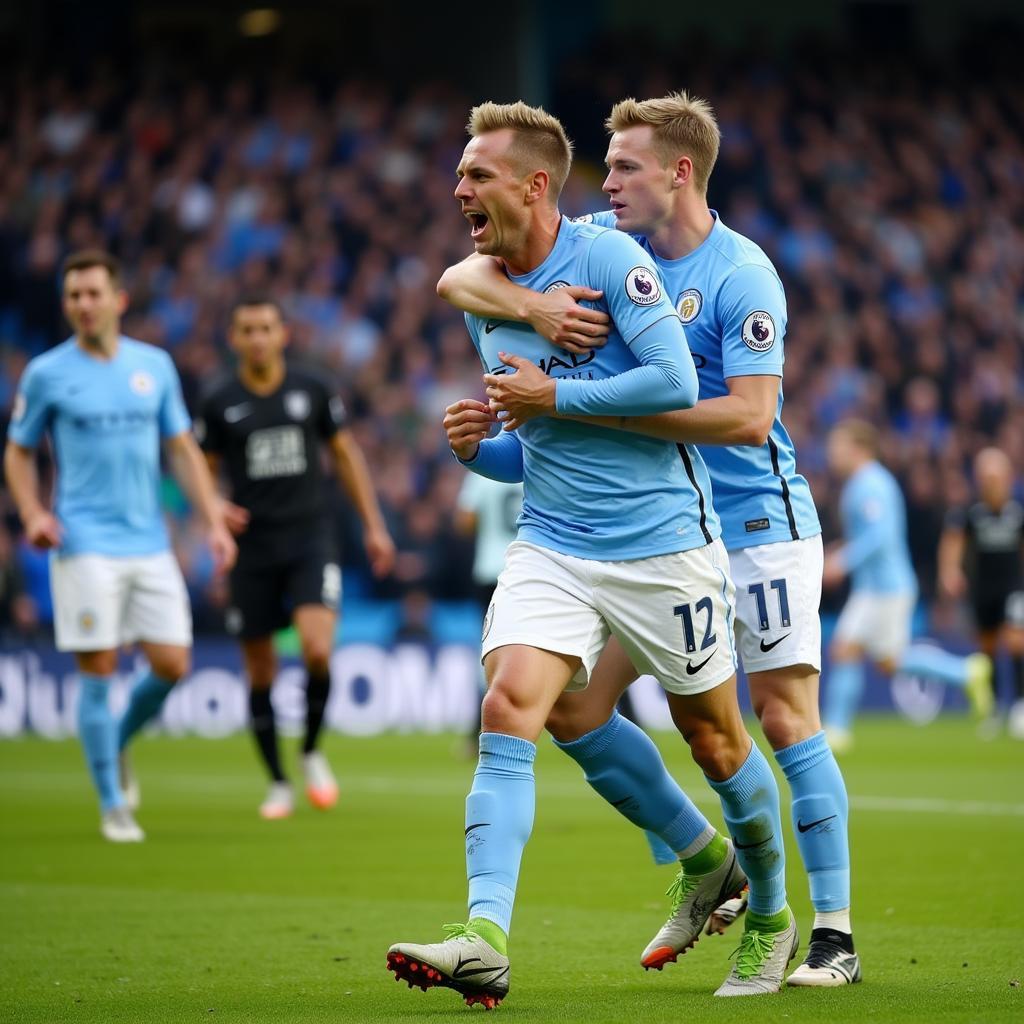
[822,420,993,746]
[386,102,794,1007]
[438,93,850,986]
[3,250,235,842]
[939,447,1024,737]
[196,297,394,820]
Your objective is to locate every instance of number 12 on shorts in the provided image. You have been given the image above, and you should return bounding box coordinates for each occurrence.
[674,596,717,654]
[748,578,791,632]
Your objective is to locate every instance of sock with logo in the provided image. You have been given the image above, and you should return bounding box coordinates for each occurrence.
[118,671,175,750]
[465,732,536,943]
[303,668,331,754]
[77,674,123,812]
[823,660,864,732]
[249,687,286,782]
[706,742,786,917]
[899,643,969,687]
[775,731,850,916]
[812,908,854,949]
[553,711,715,862]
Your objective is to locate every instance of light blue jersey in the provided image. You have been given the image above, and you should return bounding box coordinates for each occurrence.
[837,460,917,594]
[8,337,191,557]
[582,210,819,551]
[462,216,719,561]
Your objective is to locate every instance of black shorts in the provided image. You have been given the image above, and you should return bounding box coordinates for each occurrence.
[971,587,1024,632]
[227,540,341,639]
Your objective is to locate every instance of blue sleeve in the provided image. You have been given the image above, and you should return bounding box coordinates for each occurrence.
[554,230,697,416]
[157,352,191,438]
[838,482,887,573]
[454,430,524,484]
[718,263,787,379]
[7,360,51,448]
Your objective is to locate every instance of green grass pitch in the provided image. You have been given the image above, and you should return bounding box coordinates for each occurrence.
[2,717,1022,1023]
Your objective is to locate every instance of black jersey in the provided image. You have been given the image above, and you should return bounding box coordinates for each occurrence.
[197,365,346,558]
[947,499,1024,595]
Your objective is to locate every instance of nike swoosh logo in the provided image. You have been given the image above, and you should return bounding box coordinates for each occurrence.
[685,653,714,675]
[611,796,634,808]
[759,634,790,653]
[225,404,251,423]
[734,834,773,850]
[465,822,490,836]
[797,814,837,833]
[484,320,508,334]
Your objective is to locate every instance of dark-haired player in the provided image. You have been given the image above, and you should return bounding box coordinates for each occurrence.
[197,297,394,819]
[939,447,1024,737]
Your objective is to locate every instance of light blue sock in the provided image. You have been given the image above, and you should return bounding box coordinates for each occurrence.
[775,731,850,913]
[900,644,968,688]
[706,743,787,916]
[824,660,865,731]
[466,732,536,935]
[118,671,175,750]
[645,831,680,866]
[77,674,123,812]
[553,711,713,863]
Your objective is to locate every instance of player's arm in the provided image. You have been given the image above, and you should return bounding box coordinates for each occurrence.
[164,431,237,573]
[443,399,524,483]
[571,374,778,446]
[437,253,611,353]
[327,429,396,577]
[937,517,968,599]
[825,489,888,585]
[3,441,61,549]
[3,363,61,548]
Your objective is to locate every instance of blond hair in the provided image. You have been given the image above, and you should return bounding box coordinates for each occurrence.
[606,92,721,194]
[834,419,880,456]
[467,101,574,199]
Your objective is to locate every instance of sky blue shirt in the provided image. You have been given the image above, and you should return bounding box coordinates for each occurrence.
[582,210,820,551]
[838,460,917,595]
[8,337,191,557]
[461,216,719,561]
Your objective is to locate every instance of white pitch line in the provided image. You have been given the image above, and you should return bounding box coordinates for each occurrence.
[4,770,1024,818]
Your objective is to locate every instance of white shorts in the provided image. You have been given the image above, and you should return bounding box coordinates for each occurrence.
[834,590,915,662]
[729,535,823,674]
[483,539,737,696]
[50,551,193,652]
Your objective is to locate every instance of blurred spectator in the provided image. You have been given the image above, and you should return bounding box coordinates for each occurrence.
[1,27,1023,632]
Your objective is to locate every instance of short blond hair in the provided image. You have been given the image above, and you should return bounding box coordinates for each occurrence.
[467,101,574,199]
[834,419,879,456]
[606,92,721,194]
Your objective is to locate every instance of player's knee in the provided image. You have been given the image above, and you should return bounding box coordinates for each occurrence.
[480,681,534,734]
[152,649,190,682]
[830,640,859,663]
[77,650,118,676]
[545,703,592,744]
[759,698,817,750]
[686,724,748,781]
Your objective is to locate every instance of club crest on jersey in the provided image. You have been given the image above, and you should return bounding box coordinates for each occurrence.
[625,266,661,306]
[129,371,155,395]
[741,311,776,352]
[571,213,594,224]
[78,609,97,634]
[284,390,310,420]
[677,289,703,324]
[544,280,572,293]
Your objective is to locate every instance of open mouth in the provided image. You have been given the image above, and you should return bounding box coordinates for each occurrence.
[610,201,627,215]
[466,211,489,238]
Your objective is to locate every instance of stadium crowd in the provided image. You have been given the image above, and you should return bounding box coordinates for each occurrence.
[1,31,1022,639]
